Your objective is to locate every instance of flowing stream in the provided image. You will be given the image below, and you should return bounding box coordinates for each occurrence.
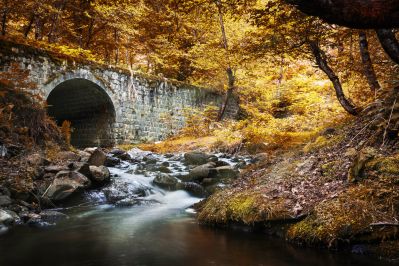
[0,151,393,266]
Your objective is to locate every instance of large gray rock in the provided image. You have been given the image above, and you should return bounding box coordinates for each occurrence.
[214,166,239,179]
[184,152,211,165]
[0,186,10,197]
[176,182,205,197]
[109,149,131,161]
[71,162,91,177]
[105,156,121,167]
[103,180,147,204]
[78,150,92,162]
[153,173,179,190]
[0,209,14,225]
[157,165,172,173]
[43,171,91,201]
[88,149,107,166]
[143,155,158,165]
[45,165,69,173]
[0,195,11,207]
[184,162,216,182]
[89,165,111,184]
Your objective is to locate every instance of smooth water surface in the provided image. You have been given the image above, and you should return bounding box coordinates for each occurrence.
[0,202,392,266]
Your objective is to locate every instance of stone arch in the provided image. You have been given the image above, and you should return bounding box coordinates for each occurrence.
[46,77,116,148]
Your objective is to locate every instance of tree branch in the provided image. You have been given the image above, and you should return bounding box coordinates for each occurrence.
[376,29,399,65]
[285,0,399,28]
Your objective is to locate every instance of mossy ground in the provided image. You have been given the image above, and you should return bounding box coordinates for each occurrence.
[196,120,399,260]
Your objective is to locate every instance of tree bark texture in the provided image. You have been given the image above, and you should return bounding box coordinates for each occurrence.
[358,31,381,92]
[285,0,399,28]
[376,29,399,65]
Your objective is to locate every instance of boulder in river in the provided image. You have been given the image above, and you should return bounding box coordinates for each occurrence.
[87,148,107,166]
[109,149,132,161]
[0,195,12,207]
[143,155,158,165]
[157,165,172,173]
[105,156,121,167]
[70,162,91,177]
[78,150,91,162]
[184,152,211,165]
[43,171,91,201]
[184,162,216,182]
[0,209,14,225]
[214,166,239,179]
[103,179,148,204]
[213,160,230,167]
[0,186,10,197]
[176,182,205,197]
[89,165,111,184]
[153,173,179,190]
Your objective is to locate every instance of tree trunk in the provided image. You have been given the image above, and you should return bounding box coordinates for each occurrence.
[358,31,381,93]
[114,29,119,65]
[285,0,399,28]
[309,41,358,116]
[218,67,235,121]
[376,29,399,65]
[84,19,95,49]
[215,0,235,121]
[24,13,35,38]
[35,18,43,40]
[1,8,7,36]
[48,0,67,43]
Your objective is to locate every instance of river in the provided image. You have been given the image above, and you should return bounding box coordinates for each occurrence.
[0,151,394,266]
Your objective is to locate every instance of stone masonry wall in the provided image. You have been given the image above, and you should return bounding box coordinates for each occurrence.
[0,41,239,146]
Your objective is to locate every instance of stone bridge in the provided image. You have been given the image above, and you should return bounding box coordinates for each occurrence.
[0,41,238,147]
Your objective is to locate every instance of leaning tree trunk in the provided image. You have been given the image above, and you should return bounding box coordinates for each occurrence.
[24,13,35,38]
[218,67,235,121]
[358,31,381,93]
[309,41,358,115]
[215,0,235,121]
[376,29,399,65]
[285,0,399,28]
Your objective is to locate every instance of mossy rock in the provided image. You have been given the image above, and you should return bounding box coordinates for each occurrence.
[365,154,399,175]
[197,189,295,225]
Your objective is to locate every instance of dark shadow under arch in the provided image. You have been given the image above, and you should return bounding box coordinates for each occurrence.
[47,78,116,148]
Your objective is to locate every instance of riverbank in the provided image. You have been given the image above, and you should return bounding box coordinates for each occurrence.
[195,118,399,260]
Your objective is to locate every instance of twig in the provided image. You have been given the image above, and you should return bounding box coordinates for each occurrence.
[382,94,398,147]
[370,222,399,227]
[339,116,379,152]
[41,184,52,198]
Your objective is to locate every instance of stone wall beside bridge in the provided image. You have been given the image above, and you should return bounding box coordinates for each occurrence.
[0,41,238,147]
